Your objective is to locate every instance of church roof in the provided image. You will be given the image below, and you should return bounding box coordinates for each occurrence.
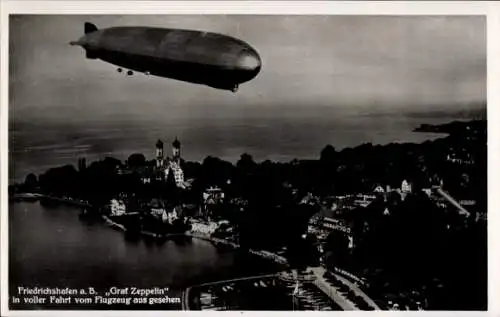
[156,139,164,148]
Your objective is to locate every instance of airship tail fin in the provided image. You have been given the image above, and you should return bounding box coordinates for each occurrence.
[85,22,98,34]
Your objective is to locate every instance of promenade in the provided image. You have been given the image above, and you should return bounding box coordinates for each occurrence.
[310,267,380,310]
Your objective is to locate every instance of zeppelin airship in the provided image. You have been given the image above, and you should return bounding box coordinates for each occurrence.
[70,22,262,92]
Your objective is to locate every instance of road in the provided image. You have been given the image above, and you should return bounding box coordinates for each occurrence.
[310,267,380,310]
[194,273,280,288]
[436,187,471,217]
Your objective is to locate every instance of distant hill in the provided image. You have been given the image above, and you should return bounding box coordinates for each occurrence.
[404,103,486,120]
[413,119,486,134]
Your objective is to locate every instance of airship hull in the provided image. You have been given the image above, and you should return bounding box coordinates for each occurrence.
[71,24,262,92]
[95,47,256,91]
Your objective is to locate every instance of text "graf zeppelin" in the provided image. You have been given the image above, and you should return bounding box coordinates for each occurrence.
[108,287,169,296]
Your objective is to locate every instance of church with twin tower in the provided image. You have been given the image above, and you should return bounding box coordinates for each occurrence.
[155,137,185,188]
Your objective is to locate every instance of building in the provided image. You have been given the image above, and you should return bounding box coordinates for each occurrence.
[148,198,178,223]
[353,194,376,208]
[422,188,432,197]
[164,138,186,187]
[162,208,178,224]
[401,180,412,193]
[110,199,127,216]
[325,195,357,212]
[149,198,165,216]
[172,137,181,163]
[151,207,166,217]
[190,221,219,235]
[321,217,351,234]
[446,153,475,165]
[373,185,385,194]
[156,139,165,168]
[201,187,225,220]
[151,138,187,187]
[165,160,185,187]
[203,186,225,202]
[383,207,390,216]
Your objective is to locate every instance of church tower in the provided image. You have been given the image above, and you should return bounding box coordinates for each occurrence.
[156,139,164,168]
[172,137,181,163]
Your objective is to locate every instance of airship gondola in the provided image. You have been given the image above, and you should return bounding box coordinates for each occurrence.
[70,22,262,92]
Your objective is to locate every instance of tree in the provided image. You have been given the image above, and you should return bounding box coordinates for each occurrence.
[24,173,38,191]
[324,230,350,268]
[320,144,336,163]
[236,153,257,174]
[127,153,146,169]
[39,165,79,196]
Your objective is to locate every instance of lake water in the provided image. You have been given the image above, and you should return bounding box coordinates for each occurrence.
[9,202,280,310]
[8,111,463,183]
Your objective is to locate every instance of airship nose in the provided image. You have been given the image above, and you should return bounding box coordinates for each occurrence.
[237,49,262,75]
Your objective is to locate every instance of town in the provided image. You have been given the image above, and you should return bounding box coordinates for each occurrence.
[9,119,487,311]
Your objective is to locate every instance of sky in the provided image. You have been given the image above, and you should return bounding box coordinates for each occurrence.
[9,15,486,123]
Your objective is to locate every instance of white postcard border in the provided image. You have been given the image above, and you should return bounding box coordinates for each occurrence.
[1,1,497,317]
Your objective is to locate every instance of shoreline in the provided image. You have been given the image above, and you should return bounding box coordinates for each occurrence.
[10,200,379,311]
[8,196,288,266]
[102,215,382,311]
[102,215,289,265]
[10,198,369,287]
[10,193,92,208]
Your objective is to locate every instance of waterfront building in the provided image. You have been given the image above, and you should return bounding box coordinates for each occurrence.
[149,198,163,214]
[151,207,166,218]
[110,199,127,216]
[401,179,412,194]
[373,185,385,194]
[162,208,178,223]
[190,221,219,235]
